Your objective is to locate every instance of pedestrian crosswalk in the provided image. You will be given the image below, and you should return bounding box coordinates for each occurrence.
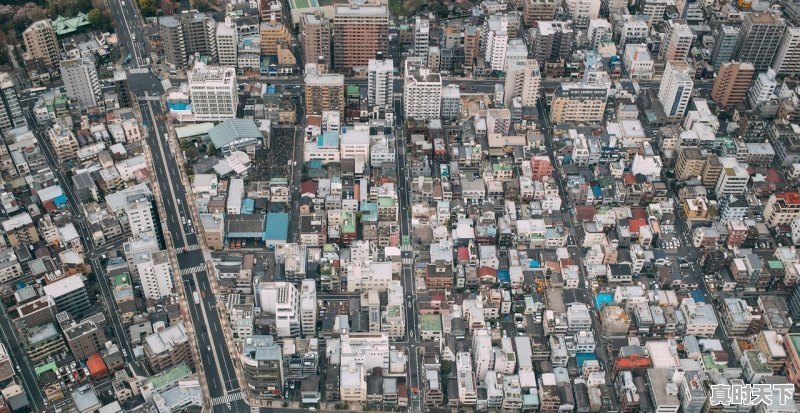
[128,67,150,74]
[137,96,161,101]
[212,392,243,405]
[183,244,202,252]
[179,263,206,276]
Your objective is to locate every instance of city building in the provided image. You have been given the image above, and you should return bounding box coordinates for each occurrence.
[259,16,292,55]
[773,27,800,77]
[523,0,557,25]
[299,279,316,337]
[711,62,754,108]
[550,82,608,124]
[257,282,301,337]
[305,64,345,116]
[188,62,238,121]
[0,73,25,136]
[43,275,91,318]
[748,69,778,109]
[714,162,749,196]
[504,59,541,107]
[481,15,509,71]
[144,323,193,372]
[241,335,283,399]
[216,21,238,67]
[658,60,694,121]
[332,3,390,75]
[659,20,694,62]
[159,13,218,69]
[764,192,800,228]
[300,11,331,70]
[441,84,461,120]
[368,58,393,109]
[403,57,442,121]
[63,315,107,361]
[565,0,600,28]
[61,58,101,110]
[23,20,60,67]
[623,44,654,80]
[134,251,173,301]
[414,16,430,66]
[736,11,786,72]
[532,21,574,66]
[641,0,667,22]
[711,25,740,71]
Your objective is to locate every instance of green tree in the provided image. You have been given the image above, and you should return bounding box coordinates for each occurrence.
[138,0,156,16]
[87,8,102,27]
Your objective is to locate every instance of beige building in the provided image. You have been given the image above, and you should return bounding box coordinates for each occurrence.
[764,192,800,228]
[23,20,60,67]
[675,147,705,181]
[0,343,14,382]
[201,214,224,250]
[260,18,292,55]
[300,11,331,70]
[523,0,558,25]
[64,315,107,361]
[332,3,389,74]
[711,62,754,108]
[2,213,40,248]
[48,122,80,161]
[144,323,193,372]
[549,83,608,124]
[304,65,344,116]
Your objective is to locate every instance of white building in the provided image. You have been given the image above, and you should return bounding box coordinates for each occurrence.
[227,178,244,215]
[216,21,238,67]
[345,261,393,292]
[773,27,800,77]
[642,0,667,22]
[623,44,654,79]
[124,188,156,239]
[134,250,174,300]
[504,59,541,107]
[414,16,430,66]
[188,62,238,121]
[481,15,509,71]
[381,280,405,340]
[714,161,749,196]
[367,58,393,108]
[61,57,100,110]
[340,128,370,163]
[658,60,694,120]
[619,20,649,50]
[258,282,301,337]
[403,57,442,121]
[660,20,694,61]
[457,352,478,405]
[748,69,778,108]
[566,0,600,28]
[299,279,316,337]
[587,19,612,49]
[679,298,718,337]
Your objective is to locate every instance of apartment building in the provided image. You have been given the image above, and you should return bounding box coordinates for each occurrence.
[241,335,283,398]
[63,315,107,361]
[566,0,600,28]
[504,59,541,107]
[260,17,292,55]
[773,26,800,76]
[711,62,754,107]
[403,57,442,121]
[61,58,101,110]
[736,11,786,72]
[0,73,25,136]
[305,64,345,116]
[299,279,316,337]
[332,3,389,74]
[368,58,393,109]
[549,82,608,124]
[481,15,509,71]
[144,323,193,372]
[658,60,694,121]
[659,20,694,61]
[1,212,40,248]
[675,147,705,180]
[711,25,739,70]
[623,44,654,80]
[300,11,331,70]
[765,192,800,228]
[714,163,749,196]
[188,62,238,121]
[216,21,238,67]
[258,282,301,337]
[23,20,60,67]
[134,251,173,301]
[523,0,557,25]
[42,275,91,318]
[414,16,430,66]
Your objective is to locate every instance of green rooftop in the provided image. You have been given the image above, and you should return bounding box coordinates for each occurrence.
[35,361,57,376]
[790,334,800,358]
[702,354,727,370]
[144,363,192,391]
[52,13,90,36]
[378,196,396,207]
[112,273,131,287]
[346,85,360,97]
[768,260,784,270]
[420,314,443,332]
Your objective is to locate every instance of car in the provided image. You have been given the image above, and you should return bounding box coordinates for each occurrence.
[202,325,207,332]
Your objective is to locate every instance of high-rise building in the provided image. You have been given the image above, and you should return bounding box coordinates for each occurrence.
[124,188,157,239]
[403,57,442,121]
[259,0,283,22]
[188,62,238,121]
[711,25,740,71]
[332,3,389,75]
[260,16,292,55]
[675,147,705,181]
[504,59,541,107]
[619,20,648,51]
[764,191,800,227]
[241,336,283,399]
[22,20,60,67]
[60,57,101,110]
[144,323,193,372]
[736,11,786,72]
[216,21,238,67]
[659,20,694,61]
[642,0,667,22]
[549,82,608,123]
[481,15,509,72]
[715,160,749,196]
[63,315,107,361]
[159,16,186,69]
[565,0,600,29]
[0,73,25,136]
[523,0,557,25]
[258,282,301,338]
[658,60,694,121]
[441,84,461,121]
[299,279,316,337]
[464,25,481,69]
[748,69,778,109]
[531,21,574,66]
[42,275,91,319]
[300,11,331,69]
[773,26,800,77]
[305,63,344,115]
[711,61,754,107]
[48,122,79,161]
[587,19,612,50]
[623,44,654,79]
[368,58,393,109]
[113,70,133,109]
[134,251,173,301]
[414,16,430,67]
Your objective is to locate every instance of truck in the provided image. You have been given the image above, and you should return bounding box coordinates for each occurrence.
[193,291,200,305]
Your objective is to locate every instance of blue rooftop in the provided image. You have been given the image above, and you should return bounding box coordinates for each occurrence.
[497,269,510,284]
[318,132,339,149]
[263,212,289,242]
[529,260,540,268]
[576,352,597,368]
[241,198,255,214]
[591,186,602,198]
[595,293,613,310]
[691,290,705,303]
